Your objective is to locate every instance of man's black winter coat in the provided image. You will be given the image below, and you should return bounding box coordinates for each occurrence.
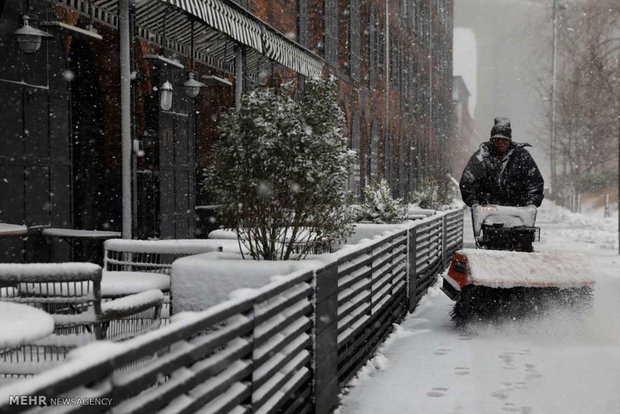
[459,142,544,207]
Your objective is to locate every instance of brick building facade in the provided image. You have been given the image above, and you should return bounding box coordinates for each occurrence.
[0,0,453,262]
[306,0,454,199]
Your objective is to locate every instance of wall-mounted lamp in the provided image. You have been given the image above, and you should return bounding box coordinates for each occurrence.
[183,72,205,98]
[144,54,183,111]
[13,15,53,53]
[159,75,174,111]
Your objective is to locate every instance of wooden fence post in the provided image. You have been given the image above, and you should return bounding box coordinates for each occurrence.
[408,226,418,312]
[441,214,448,269]
[314,263,339,414]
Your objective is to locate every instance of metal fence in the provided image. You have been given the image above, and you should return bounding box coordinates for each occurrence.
[0,208,464,414]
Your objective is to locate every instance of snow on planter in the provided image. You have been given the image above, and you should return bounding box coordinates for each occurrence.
[171,252,319,312]
[104,238,224,254]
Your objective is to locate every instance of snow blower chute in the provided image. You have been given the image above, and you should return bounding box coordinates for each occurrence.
[442,205,595,326]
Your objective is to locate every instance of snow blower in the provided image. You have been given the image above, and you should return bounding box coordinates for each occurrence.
[442,205,595,326]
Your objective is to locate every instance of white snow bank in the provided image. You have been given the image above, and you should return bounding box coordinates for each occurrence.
[100,271,170,296]
[406,206,436,218]
[104,238,223,254]
[0,302,55,347]
[171,253,319,312]
[538,199,619,251]
[343,222,410,245]
[208,227,320,241]
[42,228,120,238]
[0,223,27,235]
[101,289,164,314]
[0,263,100,280]
[459,248,595,288]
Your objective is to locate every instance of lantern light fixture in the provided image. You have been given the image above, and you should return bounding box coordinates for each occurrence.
[183,72,205,98]
[159,76,174,111]
[13,15,53,53]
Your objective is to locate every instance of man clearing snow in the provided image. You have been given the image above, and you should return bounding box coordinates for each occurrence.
[459,117,544,208]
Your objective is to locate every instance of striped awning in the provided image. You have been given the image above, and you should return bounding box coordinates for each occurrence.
[262,28,323,78]
[56,0,323,78]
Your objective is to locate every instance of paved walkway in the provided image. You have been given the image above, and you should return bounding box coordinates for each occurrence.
[338,202,620,414]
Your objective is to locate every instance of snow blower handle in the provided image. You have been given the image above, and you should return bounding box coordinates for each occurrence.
[471,204,538,238]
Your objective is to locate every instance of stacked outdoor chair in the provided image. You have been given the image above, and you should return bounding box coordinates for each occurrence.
[102,239,223,319]
[0,263,163,378]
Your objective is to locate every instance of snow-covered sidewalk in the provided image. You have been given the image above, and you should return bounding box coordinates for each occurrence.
[337,200,620,414]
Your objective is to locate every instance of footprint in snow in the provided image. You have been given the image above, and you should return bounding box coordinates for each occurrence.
[515,382,528,390]
[525,365,542,379]
[502,402,522,412]
[525,364,542,375]
[491,388,513,400]
[454,367,470,376]
[519,349,532,355]
[408,318,430,327]
[434,348,450,355]
[499,352,516,364]
[426,387,449,398]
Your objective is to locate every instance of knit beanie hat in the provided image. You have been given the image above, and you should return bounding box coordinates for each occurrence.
[490,116,512,140]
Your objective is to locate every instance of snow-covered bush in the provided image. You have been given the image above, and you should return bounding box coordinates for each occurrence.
[409,171,456,210]
[205,77,355,260]
[355,179,407,224]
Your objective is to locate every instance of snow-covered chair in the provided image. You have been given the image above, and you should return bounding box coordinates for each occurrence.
[102,239,223,317]
[0,263,163,378]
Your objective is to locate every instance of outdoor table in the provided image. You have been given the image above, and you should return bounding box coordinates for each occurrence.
[42,228,121,262]
[0,302,54,348]
[41,228,121,240]
[0,223,28,238]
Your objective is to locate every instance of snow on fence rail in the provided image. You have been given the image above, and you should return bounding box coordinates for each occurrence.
[0,269,315,414]
[0,208,464,414]
[334,230,408,386]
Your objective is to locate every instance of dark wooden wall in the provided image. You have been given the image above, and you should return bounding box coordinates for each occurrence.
[0,0,71,262]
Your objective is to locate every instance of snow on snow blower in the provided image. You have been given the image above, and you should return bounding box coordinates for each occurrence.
[442,205,595,326]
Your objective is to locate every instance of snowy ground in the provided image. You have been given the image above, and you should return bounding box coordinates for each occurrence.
[337,199,620,414]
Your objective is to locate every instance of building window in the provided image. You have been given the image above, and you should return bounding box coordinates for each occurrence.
[409,138,416,191]
[368,5,378,87]
[378,23,385,76]
[349,0,361,81]
[415,0,421,36]
[369,120,380,181]
[325,0,339,65]
[385,132,392,188]
[401,54,407,111]
[398,136,406,198]
[298,0,308,46]
[408,0,416,32]
[408,53,415,111]
[351,112,361,196]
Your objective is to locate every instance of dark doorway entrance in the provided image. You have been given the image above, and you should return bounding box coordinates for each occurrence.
[159,113,195,239]
[69,37,106,262]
